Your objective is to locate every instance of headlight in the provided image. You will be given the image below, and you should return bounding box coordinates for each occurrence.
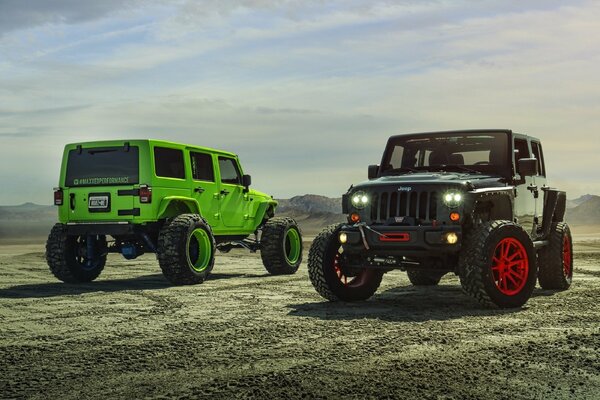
[351,191,369,209]
[443,191,464,208]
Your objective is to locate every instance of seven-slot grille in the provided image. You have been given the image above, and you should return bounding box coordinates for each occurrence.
[370,190,438,224]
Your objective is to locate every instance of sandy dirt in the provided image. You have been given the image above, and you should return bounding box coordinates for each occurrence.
[0,239,599,399]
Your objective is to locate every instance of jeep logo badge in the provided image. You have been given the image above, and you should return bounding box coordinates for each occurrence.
[397,187,412,192]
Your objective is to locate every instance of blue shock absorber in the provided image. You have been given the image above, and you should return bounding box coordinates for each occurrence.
[86,235,96,268]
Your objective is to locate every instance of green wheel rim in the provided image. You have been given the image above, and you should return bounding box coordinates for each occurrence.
[284,228,301,265]
[187,228,212,272]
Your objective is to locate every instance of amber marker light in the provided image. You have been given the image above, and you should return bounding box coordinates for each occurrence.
[450,212,460,222]
[350,213,361,223]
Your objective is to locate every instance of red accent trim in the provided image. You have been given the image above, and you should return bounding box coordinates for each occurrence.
[379,233,410,242]
[491,237,529,296]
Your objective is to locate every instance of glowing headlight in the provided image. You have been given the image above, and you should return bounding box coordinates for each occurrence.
[443,191,464,208]
[351,191,369,209]
[445,232,459,244]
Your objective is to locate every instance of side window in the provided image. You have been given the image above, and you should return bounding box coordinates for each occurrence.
[190,152,214,182]
[514,138,530,175]
[154,147,185,179]
[218,157,242,185]
[531,142,546,176]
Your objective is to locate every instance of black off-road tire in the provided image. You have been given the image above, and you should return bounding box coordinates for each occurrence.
[46,223,106,283]
[157,214,216,285]
[458,220,537,308]
[538,222,573,290]
[260,217,303,275]
[308,224,383,301]
[407,270,445,286]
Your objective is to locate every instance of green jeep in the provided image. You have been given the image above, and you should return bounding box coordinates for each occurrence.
[46,140,303,285]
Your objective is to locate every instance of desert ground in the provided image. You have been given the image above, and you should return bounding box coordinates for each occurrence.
[1,231,599,399]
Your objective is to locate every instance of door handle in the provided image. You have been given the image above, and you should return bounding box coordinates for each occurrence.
[194,187,205,193]
[220,189,230,196]
[527,184,538,191]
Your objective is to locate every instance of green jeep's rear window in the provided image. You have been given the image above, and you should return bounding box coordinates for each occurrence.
[65,146,139,187]
[154,147,185,179]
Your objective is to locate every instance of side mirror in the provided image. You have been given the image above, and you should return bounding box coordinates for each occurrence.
[242,174,252,189]
[518,158,538,177]
[368,165,379,180]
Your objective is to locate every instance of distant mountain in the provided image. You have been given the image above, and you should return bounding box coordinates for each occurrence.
[565,195,600,226]
[0,203,55,220]
[276,195,345,234]
[277,194,342,214]
[566,194,595,209]
[0,203,56,238]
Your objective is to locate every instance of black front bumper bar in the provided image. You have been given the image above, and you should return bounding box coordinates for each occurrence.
[340,223,462,257]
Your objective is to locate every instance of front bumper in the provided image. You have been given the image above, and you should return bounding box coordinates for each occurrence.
[340,223,462,257]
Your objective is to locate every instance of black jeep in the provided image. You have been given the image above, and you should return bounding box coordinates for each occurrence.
[308,130,572,308]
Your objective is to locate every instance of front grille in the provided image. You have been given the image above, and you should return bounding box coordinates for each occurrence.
[370,190,438,223]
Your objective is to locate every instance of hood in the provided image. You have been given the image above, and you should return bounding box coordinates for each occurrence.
[248,188,275,202]
[352,172,508,191]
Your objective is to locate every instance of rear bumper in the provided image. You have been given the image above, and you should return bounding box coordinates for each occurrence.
[340,224,462,257]
[65,222,136,236]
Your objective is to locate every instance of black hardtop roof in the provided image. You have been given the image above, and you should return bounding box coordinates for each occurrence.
[387,129,541,143]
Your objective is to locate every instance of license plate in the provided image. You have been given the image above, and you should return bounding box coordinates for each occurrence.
[89,195,109,210]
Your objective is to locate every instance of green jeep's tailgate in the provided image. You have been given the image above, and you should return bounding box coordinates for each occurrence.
[59,142,145,223]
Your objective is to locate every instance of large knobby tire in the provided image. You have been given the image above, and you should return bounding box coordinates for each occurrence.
[458,220,537,308]
[407,270,446,286]
[538,222,573,290]
[46,223,106,283]
[157,214,216,285]
[260,217,303,275]
[308,224,383,301]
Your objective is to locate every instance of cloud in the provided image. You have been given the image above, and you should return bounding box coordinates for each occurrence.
[0,0,146,36]
[0,0,599,204]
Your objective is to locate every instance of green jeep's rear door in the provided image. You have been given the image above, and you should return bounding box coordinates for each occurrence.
[63,145,139,222]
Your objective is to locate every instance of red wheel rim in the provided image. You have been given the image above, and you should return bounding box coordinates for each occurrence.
[563,235,572,278]
[491,237,529,296]
[333,253,372,288]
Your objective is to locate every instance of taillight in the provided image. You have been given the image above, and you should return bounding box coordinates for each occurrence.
[53,188,63,206]
[139,185,152,203]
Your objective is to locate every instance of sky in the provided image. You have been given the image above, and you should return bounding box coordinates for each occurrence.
[0,0,599,205]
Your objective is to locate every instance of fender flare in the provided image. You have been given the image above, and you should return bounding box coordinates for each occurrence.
[254,199,277,226]
[157,196,202,219]
[469,187,515,221]
[540,189,566,239]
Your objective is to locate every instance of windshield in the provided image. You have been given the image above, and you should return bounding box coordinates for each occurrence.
[65,146,139,187]
[381,132,509,176]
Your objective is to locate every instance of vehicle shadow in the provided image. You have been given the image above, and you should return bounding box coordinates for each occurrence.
[287,284,524,323]
[0,272,247,299]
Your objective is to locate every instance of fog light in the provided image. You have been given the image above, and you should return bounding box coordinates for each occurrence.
[339,232,348,244]
[445,232,459,244]
[350,213,361,223]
